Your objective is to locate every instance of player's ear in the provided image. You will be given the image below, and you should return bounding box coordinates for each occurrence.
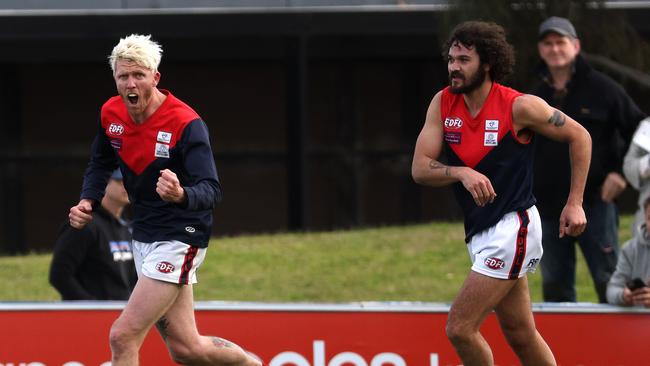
[482,63,491,79]
[153,71,161,87]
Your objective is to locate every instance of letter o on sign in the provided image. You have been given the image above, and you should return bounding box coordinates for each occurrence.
[371,353,406,366]
[329,352,368,366]
[269,352,310,366]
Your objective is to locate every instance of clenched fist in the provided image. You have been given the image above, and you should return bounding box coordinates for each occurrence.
[157,169,186,203]
[69,199,95,229]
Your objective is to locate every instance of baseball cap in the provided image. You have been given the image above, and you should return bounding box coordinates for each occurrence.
[538,16,577,39]
[110,169,123,180]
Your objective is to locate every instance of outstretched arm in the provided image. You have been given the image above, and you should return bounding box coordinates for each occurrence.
[513,94,592,237]
[411,91,496,207]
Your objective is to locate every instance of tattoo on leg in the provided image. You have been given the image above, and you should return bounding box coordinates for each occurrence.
[211,336,236,349]
[548,110,566,127]
[156,316,170,341]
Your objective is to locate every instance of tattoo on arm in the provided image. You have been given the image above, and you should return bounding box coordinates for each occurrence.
[155,316,170,341]
[548,110,566,127]
[211,336,236,349]
[429,160,451,177]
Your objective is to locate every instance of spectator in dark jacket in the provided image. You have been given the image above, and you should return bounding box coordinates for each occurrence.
[532,16,646,303]
[49,169,136,300]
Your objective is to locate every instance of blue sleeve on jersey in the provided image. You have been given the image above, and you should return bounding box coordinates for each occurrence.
[80,118,118,205]
[180,119,223,210]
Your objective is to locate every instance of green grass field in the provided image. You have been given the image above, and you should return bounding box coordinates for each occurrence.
[0,216,634,302]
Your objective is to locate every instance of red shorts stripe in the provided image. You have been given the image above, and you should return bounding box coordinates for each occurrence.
[508,210,530,279]
[179,246,199,285]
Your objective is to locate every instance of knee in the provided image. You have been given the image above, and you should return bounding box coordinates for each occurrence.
[445,318,471,346]
[109,320,137,355]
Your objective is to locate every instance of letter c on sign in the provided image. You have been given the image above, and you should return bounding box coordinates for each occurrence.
[270,352,310,366]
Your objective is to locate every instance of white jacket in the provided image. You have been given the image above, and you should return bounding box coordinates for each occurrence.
[623,117,650,232]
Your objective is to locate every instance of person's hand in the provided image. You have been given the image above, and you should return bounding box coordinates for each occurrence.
[157,169,186,203]
[622,286,635,305]
[457,167,496,207]
[601,172,627,202]
[558,203,587,238]
[630,286,650,308]
[69,199,94,229]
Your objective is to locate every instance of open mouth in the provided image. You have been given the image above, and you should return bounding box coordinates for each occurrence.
[127,93,139,105]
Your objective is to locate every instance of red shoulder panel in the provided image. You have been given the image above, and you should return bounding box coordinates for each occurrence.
[441,84,521,169]
[101,91,199,175]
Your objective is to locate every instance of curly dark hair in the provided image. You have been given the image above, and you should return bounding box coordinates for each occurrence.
[442,21,515,83]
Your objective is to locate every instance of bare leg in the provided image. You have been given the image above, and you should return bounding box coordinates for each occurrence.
[495,276,556,366]
[157,283,261,366]
[446,271,517,366]
[110,276,182,366]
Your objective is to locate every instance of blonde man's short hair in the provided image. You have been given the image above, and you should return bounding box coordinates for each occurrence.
[108,34,163,74]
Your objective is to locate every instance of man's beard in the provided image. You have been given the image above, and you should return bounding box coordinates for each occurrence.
[449,66,487,94]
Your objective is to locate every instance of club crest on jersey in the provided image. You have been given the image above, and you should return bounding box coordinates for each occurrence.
[485,119,499,131]
[484,132,498,146]
[155,143,170,158]
[108,122,125,136]
[444,117,463,129]
[157,131,172,143]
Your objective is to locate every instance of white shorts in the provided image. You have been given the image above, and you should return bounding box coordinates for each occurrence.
[467,206,543,279]
[132,240,207,285]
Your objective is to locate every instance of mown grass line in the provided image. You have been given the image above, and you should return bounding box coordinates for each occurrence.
[0,216,633,303]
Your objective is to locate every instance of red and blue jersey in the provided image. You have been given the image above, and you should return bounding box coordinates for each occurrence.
[441,83,536,242]
[81,90,222,248]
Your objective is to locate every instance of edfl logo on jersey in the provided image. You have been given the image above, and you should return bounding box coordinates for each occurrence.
[108,122,124,135]
[444,117,463,129]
